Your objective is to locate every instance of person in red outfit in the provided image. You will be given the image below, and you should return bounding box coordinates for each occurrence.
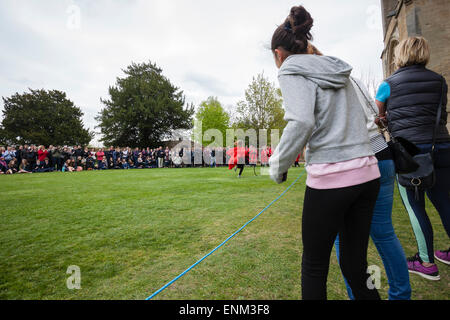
[249,145,258,166]
[260,146,268,167]
[96,148,105,170]
[267,146,273,159]
[227,141,248,178]
[37,145,49,162]
[295,152,302,167]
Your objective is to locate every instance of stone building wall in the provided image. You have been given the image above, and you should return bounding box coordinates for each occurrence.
[381,0,450,130]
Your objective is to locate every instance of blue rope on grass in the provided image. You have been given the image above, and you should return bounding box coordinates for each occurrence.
[145,168,306,300]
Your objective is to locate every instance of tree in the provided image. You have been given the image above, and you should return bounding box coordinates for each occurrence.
[0,125,6,145]
[1,89,93,146]
[358,70,382,99]
[194,97,230,147]
[96,61,194,148]
[233,73,287,143]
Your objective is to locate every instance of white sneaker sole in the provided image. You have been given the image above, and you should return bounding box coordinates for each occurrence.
[408,270,441,281]
[434,255,450,266]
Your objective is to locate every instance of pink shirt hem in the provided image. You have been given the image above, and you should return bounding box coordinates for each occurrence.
[306,156,381,190]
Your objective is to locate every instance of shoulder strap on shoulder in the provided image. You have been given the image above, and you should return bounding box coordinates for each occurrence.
[432,76,446,151]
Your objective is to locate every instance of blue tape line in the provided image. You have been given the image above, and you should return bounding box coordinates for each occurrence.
[145,169,306,300]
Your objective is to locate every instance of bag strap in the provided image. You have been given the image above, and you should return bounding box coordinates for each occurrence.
[431,77,446,152]
[350,77,395,142]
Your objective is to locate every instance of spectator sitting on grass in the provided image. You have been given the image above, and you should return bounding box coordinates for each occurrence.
[42,158,54,173]
[18,159,31,174]
[79,157,87,171]
[62,160,74,172]
[34,159,49,173]
[33,160,41,173]
[10,160,18,174]
[107,157,115,170]
[76,156,84,171]
[121,158,129,169]
[0,156,7,174]
[144,156,151,168]
[86,154,95,170]
[152,155,158,168]
[102,158,108,170]
[136,155,144,168]
[114,157,122,169]
[6,159,17,174]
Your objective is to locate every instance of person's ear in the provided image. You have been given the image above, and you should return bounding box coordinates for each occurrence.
[274,48,283,63]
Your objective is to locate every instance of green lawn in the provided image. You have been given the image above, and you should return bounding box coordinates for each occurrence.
[0,167,448,300]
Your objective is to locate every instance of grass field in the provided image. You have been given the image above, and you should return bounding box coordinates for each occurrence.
[0,166,448,300]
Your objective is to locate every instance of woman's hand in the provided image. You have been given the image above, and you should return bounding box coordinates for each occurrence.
[375,114,388,128]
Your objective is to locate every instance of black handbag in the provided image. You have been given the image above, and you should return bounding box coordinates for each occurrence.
[397,77,445,199]
[388,136,420,174]
[350,78,420,174]
[387,136,420,174]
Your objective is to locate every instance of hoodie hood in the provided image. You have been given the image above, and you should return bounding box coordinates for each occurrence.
[278,54,353,89]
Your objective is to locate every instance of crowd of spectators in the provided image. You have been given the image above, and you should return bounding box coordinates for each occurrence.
[0,144,275,175]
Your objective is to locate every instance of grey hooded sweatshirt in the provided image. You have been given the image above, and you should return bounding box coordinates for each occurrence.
[269,54,374,183]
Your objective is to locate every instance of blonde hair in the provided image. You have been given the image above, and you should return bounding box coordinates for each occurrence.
[394,36,430,69]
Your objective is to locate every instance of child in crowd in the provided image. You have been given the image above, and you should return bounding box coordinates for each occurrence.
[121,158,129,169]
[62,160,74,172]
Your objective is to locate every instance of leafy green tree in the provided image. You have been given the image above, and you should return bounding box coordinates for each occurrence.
[0,126,6,145]
[1,89,93,146]
[96,61,194,148]
[234,73,287,143]
[194,97,230,147]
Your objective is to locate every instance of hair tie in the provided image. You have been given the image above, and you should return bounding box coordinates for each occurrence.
[284,21,292,32]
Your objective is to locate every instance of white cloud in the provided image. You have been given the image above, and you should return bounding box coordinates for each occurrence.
[0,0,384,146]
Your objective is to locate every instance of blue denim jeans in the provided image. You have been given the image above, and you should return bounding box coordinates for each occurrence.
[335,159,411,300]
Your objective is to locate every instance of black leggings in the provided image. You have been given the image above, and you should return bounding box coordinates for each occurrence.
[301,179,381,300]
[237,164,244,176]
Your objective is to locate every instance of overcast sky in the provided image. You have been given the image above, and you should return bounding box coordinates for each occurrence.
[0,0,385,145]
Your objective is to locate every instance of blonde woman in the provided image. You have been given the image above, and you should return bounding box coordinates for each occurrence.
[375,37,450,280]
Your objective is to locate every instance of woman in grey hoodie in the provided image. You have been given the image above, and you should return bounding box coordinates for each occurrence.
[269,6,381,300]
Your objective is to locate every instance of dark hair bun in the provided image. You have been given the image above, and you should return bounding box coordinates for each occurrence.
[289,6,313,41]
[271,5,314,54]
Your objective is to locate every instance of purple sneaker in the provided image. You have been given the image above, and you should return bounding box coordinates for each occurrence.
[407,254,440,281]
[435,248,450,266]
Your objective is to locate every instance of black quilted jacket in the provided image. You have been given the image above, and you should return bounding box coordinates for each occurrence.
[385,65,450,145]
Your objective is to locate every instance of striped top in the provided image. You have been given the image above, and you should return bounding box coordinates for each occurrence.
[371,133,389,154]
